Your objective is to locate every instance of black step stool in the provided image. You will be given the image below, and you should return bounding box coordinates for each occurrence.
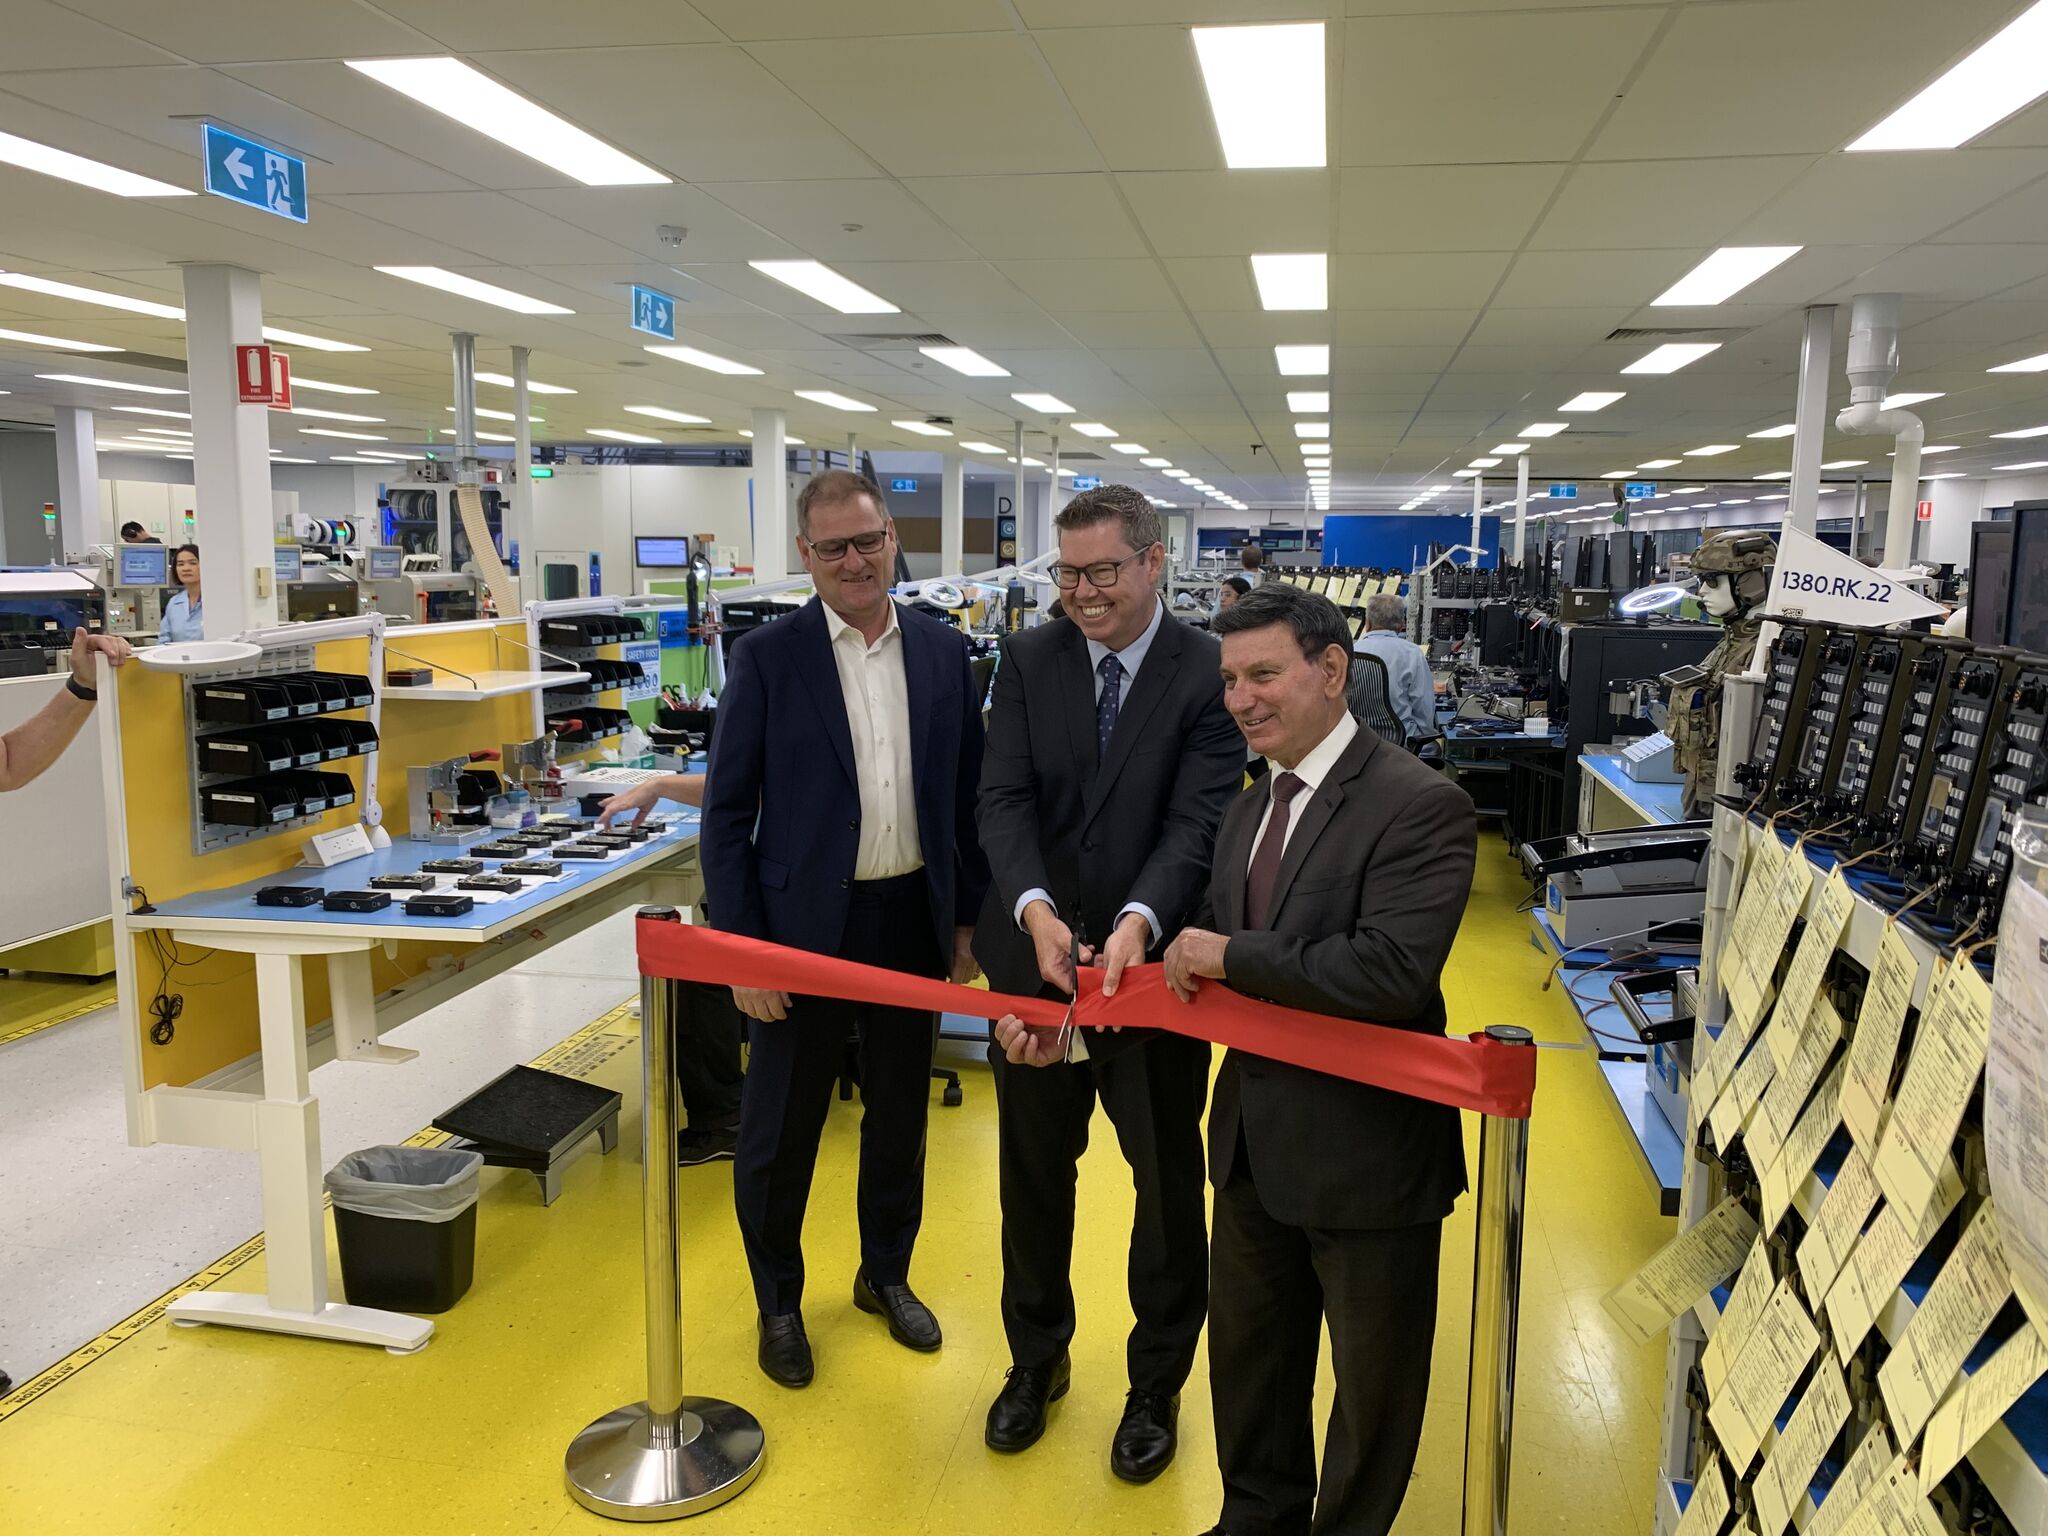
[433,1065,622,1206]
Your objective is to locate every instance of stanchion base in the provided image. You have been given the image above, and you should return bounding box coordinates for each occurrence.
[565,1398,764,1522]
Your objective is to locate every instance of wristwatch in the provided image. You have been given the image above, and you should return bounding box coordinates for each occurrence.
[65,676,97,702]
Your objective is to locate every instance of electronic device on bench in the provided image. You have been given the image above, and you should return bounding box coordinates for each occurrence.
[1731,621,1828,811]
[1772,625,1874,829]
[1522,822,1712,949]
[1942,653,2048,933]
[1851,636,1972,858]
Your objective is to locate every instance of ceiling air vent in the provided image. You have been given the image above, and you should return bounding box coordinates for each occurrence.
[829,332,956,349]
[1604,326,1750,342]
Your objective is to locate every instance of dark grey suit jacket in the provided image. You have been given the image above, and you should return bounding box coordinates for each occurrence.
[974,610,1244,1003]
[1201,720,1477,1230]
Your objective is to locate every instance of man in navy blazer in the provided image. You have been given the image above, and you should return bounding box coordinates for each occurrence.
[700,470,990,1390]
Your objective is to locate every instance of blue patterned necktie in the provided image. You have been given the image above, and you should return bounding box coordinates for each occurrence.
[1096,654,1124,758]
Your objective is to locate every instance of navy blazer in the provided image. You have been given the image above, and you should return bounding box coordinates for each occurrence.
[700,597,991,969]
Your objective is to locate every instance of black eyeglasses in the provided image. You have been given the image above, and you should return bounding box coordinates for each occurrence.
[1050,544,1157,590]
[803,528,889,561]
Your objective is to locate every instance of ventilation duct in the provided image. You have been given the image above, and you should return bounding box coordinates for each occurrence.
[1831,294,1923,562]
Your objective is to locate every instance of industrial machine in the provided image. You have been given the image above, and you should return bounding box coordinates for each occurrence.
[90,543,171,638]
[354,545,485,624]
[1522,822,1712,950]
[282,562,363,624]
[1730,621,1830,811]
[0,567,107,673]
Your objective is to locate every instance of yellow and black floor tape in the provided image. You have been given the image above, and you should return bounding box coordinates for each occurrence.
[0,995,639,1424]
[0,987,118,1049]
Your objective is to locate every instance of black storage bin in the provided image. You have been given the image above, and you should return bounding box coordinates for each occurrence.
[200,729,298,777]
[326,1146,482,1314]
[192,677,295,725]
[311,671,374,708]
[314,770,357,810]
[202,775,304,826]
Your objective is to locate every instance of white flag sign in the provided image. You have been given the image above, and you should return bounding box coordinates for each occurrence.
[1764,524,1944,627]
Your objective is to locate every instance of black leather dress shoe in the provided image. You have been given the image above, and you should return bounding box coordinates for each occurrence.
[852,1269,942,1351]
[985,1354,1071,1452]
[1111,1389,1179,1483]
[757,1311,813,1388]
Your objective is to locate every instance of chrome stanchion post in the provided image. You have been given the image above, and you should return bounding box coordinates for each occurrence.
[566,907,765,1521]
[1461,1024,1534,1536]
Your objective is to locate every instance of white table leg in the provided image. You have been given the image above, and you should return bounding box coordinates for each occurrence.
[167,945,433,1354]
[328,949,417,1064]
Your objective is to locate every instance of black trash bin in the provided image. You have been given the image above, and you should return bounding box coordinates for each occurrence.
[325,1145,484,1314]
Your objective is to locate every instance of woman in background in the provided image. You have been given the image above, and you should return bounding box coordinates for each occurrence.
[159,544,204,643]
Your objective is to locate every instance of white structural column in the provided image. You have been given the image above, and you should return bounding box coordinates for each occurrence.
[1512,455,1530,564]
[940,452,964,577]
[1012,421,1028,564]
[751,407,790,583]
[1470,474,1484,564]
[1787,304,1836,536]
[51,406,97,556]
[510,345,536,602]
[181,263,278,635]
[846,432,858,475]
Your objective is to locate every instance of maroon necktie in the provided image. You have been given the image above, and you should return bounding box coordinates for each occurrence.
[1245,772,1305,930]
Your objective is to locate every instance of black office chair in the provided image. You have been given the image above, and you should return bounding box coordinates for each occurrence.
[1346,651,1407,748]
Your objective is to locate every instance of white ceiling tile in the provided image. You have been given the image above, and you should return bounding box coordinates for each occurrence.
[55,0,437,62]
[481,46,877,183]
[1332,252,1511,309]
[1198,311,1347,349]
[1528,157,1815,250]
[1337,165,1565,252]
[905,175,1149,260]
[1339,10,1658,166]
[999,259,1181,312]
[1495,248,1711,309]
[829,261,1040,313]
[1058,311,1204,349]
[1331,309,1479,346]
[1737,149,2048,247]
[704,181,977,263]
[1465,307,1634,347]
[375,0,721,49]
[324,192,644,265]
[692,0,1013,39]
[1591,0,2026,159]
[1036,27,1222,172]
[1117,171,1331,257]
[1932,174,2048,244]
[0,0,181,69]
[508,187,788,266]
[747,35,1099,177]
[1819,245,2048,303]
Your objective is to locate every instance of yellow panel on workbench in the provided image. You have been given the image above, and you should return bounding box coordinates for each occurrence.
[114,620,554,1092]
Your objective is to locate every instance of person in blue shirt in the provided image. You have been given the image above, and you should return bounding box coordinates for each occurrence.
[159,544,204,643]
[1351,593,1437,746]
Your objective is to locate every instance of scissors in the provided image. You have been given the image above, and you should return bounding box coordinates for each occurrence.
[1045,924,1085,1060]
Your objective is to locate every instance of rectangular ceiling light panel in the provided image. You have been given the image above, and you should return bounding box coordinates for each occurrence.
[749,259,898,315]
[347,57,669,185]
[1651,246,1801,306]
[1191,22,1325,169]
[1849,0,2048,151]
[1250,253,1328,311]
[376,266,572,314]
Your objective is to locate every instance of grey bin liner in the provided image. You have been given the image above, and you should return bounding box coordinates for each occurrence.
[325,1145,484,1224]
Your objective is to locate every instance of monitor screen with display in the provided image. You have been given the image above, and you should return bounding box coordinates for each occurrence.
[1968,519,2014,647]
[2010,503,2048,655]
[367,545,404,581]
[274,546,303,583]
[635,536,693,568]
[117,545,168,587]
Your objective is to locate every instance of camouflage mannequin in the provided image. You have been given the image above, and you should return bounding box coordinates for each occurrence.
[1669,531,1775,815]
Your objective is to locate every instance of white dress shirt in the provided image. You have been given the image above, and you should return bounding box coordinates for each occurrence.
[1249,710,1360,869]
[822,600,923,880]
[1015,598,1167,941]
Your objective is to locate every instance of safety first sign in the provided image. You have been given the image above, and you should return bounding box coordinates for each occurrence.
[1765,524,1943,627]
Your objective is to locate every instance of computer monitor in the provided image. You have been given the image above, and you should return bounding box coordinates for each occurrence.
[1968,519,2014,647]
[367,545,404,581]
[2010,503,2048,655]
[117,544,168,587]
[634,536,693,568]
[274,546,303,584]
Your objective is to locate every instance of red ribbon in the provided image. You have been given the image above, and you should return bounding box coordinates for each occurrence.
[636,921,1536,1120]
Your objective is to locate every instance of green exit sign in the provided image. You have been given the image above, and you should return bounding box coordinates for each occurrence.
[530,466,554,479]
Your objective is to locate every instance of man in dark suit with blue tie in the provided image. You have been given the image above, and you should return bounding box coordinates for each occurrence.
[700,470,990,1390]
[974,484,1244,1482]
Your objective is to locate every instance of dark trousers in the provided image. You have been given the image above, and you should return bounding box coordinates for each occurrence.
[732,874,941,1316]
[677,982,744,1131]
[989,1030,1211,1394]
[1210,1141,1442,1536]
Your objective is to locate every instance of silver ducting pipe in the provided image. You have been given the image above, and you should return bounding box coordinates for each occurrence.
[1832,295,1923,563]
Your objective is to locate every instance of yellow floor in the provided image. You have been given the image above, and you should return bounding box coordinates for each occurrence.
[0,973,116,1047]
[0,844,1676,1535]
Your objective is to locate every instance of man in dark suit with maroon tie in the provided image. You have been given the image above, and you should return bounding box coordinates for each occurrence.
[1164,582,1477,1536]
